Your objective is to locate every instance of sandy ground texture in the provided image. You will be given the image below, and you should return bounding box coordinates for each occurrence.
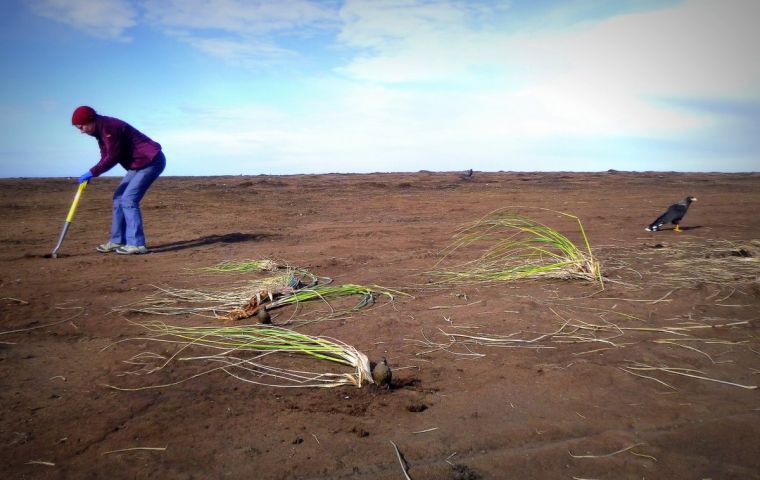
[1,171,759,480]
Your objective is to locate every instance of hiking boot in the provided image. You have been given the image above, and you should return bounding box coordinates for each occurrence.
[115,245,149,255]
[96,241,123,253]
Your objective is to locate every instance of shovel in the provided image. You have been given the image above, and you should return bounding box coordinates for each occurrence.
[50,180,88,258]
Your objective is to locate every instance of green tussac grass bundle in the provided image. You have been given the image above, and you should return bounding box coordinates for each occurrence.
[108,321,374,389]
[115,264,405,322]
[430,209,602,287]
[113,269,303,318]
[267,283,404,311]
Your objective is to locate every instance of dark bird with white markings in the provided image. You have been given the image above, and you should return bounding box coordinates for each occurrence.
[645,196,697,232]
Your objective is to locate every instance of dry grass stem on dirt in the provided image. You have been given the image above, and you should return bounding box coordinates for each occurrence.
[429,209,602,287]
[389,441,413,480]
[569,442,647,459]
[619,362,758,390]
[187,258,279,274]
[421,318,628,353]
[101,447,167,456]
[1,297,29,304]
[601,239,760,292]
[651,338,745,364]
[0,306,84,336]
[411,307,757,390]
[414,308,753,354]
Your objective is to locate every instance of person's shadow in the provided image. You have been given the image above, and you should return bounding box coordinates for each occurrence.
[150,232,271,253]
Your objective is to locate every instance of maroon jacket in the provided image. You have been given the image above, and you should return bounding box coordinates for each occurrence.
[88,115,162,177]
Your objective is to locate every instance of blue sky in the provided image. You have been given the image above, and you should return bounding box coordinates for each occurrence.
[0,0,758,177]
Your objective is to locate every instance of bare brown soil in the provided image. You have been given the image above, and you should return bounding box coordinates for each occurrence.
[1,171,759,480]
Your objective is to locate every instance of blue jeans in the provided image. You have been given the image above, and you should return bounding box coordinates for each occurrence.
[110,152,166,247]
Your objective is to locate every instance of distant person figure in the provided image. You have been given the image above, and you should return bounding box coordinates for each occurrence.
[72,106,166,255]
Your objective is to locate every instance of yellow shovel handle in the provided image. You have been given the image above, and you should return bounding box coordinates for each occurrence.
[66,180,88,223]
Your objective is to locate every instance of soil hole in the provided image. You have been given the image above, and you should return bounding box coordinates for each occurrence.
[406,403,428,413]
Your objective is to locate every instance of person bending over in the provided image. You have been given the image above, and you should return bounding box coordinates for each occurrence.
[72,106,166,255]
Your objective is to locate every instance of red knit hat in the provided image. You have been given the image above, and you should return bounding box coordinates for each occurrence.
[71,106,97,125]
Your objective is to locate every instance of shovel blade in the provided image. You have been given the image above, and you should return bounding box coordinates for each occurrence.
[50,221,71,258]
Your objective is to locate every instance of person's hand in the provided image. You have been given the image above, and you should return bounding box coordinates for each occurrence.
[78,171,93,184]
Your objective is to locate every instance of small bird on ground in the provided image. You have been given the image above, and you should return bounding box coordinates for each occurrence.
[372,357,392,388]
[645,196,697,232]
[256,308,271,324]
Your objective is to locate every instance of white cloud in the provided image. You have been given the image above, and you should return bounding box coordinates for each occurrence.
[337,0,509,82]
[25,0,756,175]
[337,0,760,94]
[142,0,337,34]
[27,0,137,40]
[156,0,760,174]
[506,0,760,140]
[142,0,338,66]
[335,0,759,139]
[526,0,760,99]
[338,0,510,47]
[154,85,531,174]
[174,33,295,67]
[27,0,339,63]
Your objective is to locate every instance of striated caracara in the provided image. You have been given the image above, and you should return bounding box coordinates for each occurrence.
[645,196,697,232]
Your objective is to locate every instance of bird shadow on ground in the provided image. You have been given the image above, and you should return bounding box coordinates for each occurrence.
[151,232,272,253]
